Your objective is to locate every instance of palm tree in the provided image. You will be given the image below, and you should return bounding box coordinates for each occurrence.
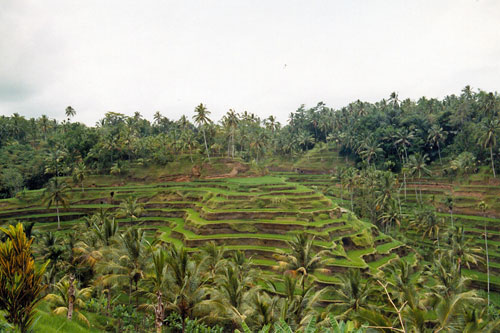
[38,232,65,287]
[250,132,267,163]
[329,269,378,320]
[44,276,92,326]
[411,209,443,249]
[215,264,256,328]
[92,216,119,247]
[72,162,87,193]
[478,118,500,178]
[345,168,358,211]
[358,139,383,166]
[199,241,226,282]
[119,227,147,306]
[244,292,279,330]
[193,103,212,160]
[394,128,414,164]
[379,201,405,233]
[478,200,490,306]
[274,234,328,296]
[408,153,431,205]
[427,124,448,165]
[268,275,325,330]
[442,196,454,229]
[137,248,169,333]
[164,246,222,333]
[226,109,239,158]
[65,106,76,121]
[445,226,483,275]
[43,179,71,230]
[116,197,144,225]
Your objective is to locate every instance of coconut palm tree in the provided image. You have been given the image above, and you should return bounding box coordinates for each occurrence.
[193,103,212,160]
[65,106,76,121]
[119,227,147,306]
[72,162,87,193]
[116,197,144,225]
[394,128,414,164]
[445,226,483,275]
[136,248,169,333]
[478,200,490,306]
[164,246,222,333]
[274,234,328,297]
[329,269,378,320]
[199,241,226,282]
[358,139,383,166]
[92,215,119,247]
[44,276,92,326]
[43,178,71,230]
[408,153,431,205]
[225,109,239,158]
[444,196,454,229]
[38,232,65,287]
[478,118,500,178]
[410,209,442,248]
[427,124,448,166]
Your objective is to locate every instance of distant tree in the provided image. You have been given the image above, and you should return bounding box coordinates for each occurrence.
[193,103,212,160]
[117,197,144,224]
[408,153,431,205]
[65,106,76,121]
[444,196,454,229]
[72,162,87,193]
[427,124,448,166]
[43,179,71,230]
[477,118,500,178]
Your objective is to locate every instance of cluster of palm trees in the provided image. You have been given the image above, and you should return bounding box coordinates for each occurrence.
[20,220,497,332]
[1,86,500,199]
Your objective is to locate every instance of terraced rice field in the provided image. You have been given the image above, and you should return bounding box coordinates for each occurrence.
[281,169,500,293]
[0,175,406,284]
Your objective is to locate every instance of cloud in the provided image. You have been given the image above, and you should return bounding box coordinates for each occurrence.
[0,0,499,125]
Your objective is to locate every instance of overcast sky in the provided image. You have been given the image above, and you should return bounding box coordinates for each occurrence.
[1,0,499,125]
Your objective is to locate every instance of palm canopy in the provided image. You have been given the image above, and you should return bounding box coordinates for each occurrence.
[43,178,71,229]
[274,233,328,278]
[44,276,92,326]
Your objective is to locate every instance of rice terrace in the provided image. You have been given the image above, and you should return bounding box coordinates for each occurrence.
[2,1,500,332]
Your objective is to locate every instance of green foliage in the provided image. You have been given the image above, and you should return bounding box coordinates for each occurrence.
[350,229,373,248]
[164,312,223,332]
[0,223,48,332]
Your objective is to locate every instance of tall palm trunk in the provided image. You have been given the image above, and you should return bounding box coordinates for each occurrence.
[485,221,490,307]
[418,172,423,205]
[437,142,443,166]
[232,133,235,158]
[107,289,111,316]
[155,291,163,333]
[490,146,496,178]
[202,128,210,160]
[403,172,407,201]
[350,189,354,212]
[56,205,61,230]
[68,274,75,320]
[414,180,419,206]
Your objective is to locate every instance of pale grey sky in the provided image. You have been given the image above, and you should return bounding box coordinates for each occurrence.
[1,0,499,125]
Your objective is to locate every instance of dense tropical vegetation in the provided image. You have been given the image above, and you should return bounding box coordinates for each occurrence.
[1,86,500,331]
